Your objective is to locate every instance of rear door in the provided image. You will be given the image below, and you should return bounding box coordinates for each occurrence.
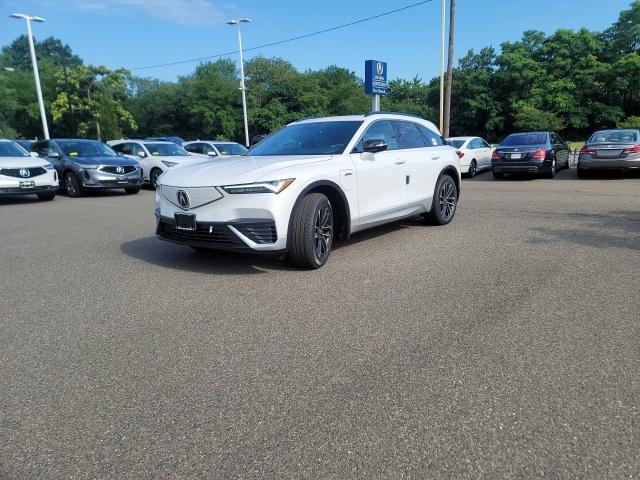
[478,138,493,167]
[410,123,448,204]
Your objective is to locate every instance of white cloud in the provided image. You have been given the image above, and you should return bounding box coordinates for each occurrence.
[57,0,228,26]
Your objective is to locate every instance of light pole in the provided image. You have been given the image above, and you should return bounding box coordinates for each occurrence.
[227,18,252,147]
[10,13,50,139]
[439,0,445,134]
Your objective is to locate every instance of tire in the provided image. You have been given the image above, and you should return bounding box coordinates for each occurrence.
[493,171,504,179]
[149,168,162,189]
[425,174,458,226]
[289,193,333,269]
[37,192,55,201]
[577,168,589,178]
[124,186,141,195]
[545,159,557,179]
[64,171,83,197]
[466,160,477,178]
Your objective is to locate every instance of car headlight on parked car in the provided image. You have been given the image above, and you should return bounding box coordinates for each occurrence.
[43,162,55,170]
[161,161,177,168]
[221,178,295,194]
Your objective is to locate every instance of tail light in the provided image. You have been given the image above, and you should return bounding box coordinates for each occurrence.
[623,144,640,154]
[531,148,547,161]
[580,145,596,155]
[491,150,500,161]
[456,151,465,159]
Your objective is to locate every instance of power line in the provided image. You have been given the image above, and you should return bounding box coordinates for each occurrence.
[129,0,434,72]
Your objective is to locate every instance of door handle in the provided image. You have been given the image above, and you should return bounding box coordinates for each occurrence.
[394,159,406,165]
[431,155,441,160]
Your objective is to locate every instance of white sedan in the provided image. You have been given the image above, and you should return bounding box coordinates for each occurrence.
[183,140,248,158]
[108,139,198,188]
[0,140,58,201]
[447,136,494,177]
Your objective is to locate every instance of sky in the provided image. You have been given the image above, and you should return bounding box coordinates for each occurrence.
[0,0,633,82]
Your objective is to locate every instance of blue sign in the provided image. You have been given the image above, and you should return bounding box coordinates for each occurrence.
[364,60,388,96]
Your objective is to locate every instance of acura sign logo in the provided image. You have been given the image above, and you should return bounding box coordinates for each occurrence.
[376,62,384,75]
[177,190,190,209]
[19,168,30,178]
[116,166,124,174]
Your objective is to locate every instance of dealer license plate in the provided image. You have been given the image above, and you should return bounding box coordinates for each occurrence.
[174,213,196,231]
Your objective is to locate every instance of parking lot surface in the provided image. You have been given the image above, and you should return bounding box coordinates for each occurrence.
[1,169,639,479]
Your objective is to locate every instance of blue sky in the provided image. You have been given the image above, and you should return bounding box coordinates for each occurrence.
[0,0,632,82]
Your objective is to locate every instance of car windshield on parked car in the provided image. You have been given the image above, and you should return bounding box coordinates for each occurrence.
[0,141,29,157]
[58,140,117,157]
[249,121,363,156]
[500,133,548,146]
[588,130,638,144]
[214,143,248,156]
[145,143,190,157]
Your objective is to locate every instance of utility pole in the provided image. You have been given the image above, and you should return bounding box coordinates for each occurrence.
[227,18,252,147]
[443,0,456,138]
[439,0,445,133]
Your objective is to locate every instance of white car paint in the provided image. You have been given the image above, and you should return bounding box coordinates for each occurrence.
[0,140,59,198]
[107,139,198,186]
[447,136,494,175]
[182,140,248,159]
[154,113,461,256]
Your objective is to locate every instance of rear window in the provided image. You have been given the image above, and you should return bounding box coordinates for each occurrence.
[500,133,548,146]
[588,130,638,144]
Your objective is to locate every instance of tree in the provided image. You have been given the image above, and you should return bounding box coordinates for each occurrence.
[513,103,566,132]
[618,115,640,129]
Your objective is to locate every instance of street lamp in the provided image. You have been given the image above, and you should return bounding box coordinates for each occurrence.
[227,18,252,147]
[10,13,50,139]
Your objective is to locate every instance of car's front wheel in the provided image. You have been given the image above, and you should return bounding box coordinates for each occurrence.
[150,168,162,189]
[124,186,141,195]
[289,193,333,269]
[425,174,458,226]
[64,172,83,197]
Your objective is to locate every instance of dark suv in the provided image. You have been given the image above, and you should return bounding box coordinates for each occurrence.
[491,131,571,179]
[31,139,143,197]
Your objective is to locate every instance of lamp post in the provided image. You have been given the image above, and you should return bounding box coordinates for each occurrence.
[10,13,50,139]
[227,18,252,147]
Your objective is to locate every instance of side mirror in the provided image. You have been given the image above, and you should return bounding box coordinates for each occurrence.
[363,138,388,153]
[137,151,147,158]
[30,151,39,158]
[206,151,217,156]
[48,151,60,158]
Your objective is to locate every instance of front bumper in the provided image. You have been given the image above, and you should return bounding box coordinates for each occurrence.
[492,160,551,174]
[81,168,143,189]
[0,185,58,197]
[0,171,59,196]
[578,158,640,171]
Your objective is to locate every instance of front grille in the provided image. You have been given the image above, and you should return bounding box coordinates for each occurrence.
[0,167,46,178]
[157,219,248,250]
[99,165,137,174]
[233,222,278,244]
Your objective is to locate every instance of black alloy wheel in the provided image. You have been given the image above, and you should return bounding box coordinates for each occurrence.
[65,172,83,197]
[425,174,458,225]
[289,193,334,269]
[467,160,477,178]
[150,168,162,189]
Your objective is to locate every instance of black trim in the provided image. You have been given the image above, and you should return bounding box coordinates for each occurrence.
[364,111,424,120]
[0,167,47,178]
[0,185,57,196]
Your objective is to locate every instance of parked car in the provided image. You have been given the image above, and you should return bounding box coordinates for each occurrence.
[154,112,461,269]
[577,129,640,177]
[145,136,185,146]
[446,136,493,177]
[14,139,35,152]
[108,139,196,188]
[31,139,142,197]
[491,131,571,179]
[250,134,268,146]
[0,140,58,201]
[183,140,248,158]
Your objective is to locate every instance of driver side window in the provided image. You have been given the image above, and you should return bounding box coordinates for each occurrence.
[356,121,398,152]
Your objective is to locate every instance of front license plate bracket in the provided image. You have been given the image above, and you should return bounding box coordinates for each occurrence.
[174,213,196,231]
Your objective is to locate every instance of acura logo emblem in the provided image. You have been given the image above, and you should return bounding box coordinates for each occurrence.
[376,62,384,75]
[116,166,124,174]
[19,168,30,178]
[177,190,190,209]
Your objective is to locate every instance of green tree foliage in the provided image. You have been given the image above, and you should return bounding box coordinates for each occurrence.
[618,115,640,128]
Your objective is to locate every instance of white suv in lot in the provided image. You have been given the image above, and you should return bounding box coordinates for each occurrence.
[0,140,58,201]
[107,139,196,188]
[155,113,461,269]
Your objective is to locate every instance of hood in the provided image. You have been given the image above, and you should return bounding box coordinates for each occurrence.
[71,155,139,166]
[0,156,50,169]
[153,155,199,165]
[160,155,330,187]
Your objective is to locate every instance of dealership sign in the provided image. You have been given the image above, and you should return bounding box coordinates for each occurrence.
[364,60,388,96]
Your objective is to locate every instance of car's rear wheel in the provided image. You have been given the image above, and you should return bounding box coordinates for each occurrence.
[124,186,141,194]
[466,160,477,178]
[64,172,83,197]
[150,168,162,189]
[425,174,458,226]
[545,159,556,178]
[289,193,333,269]
[577,168,589,178]
[37,192,55,201]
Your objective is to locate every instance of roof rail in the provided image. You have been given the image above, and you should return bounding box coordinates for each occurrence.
[364,111,424,119]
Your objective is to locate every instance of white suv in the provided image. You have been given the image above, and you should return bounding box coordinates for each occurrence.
[107,139,196,188]
[154,113,461,269]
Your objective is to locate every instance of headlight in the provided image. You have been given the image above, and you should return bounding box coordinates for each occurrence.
[43,162,55,170]
[161,161,177,168]
[221,178,295,194]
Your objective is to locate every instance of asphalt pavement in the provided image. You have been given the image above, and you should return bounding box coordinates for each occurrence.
[1,167,639,479]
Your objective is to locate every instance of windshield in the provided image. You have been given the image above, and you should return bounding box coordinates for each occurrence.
[58,140,117,157]
[447,139,466,148]
[145,143,190,157]
[0,141,29,157]
[500,133,548,147]
[214,143,248,156]
[249,121,363,156]
[588,130,638,144]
